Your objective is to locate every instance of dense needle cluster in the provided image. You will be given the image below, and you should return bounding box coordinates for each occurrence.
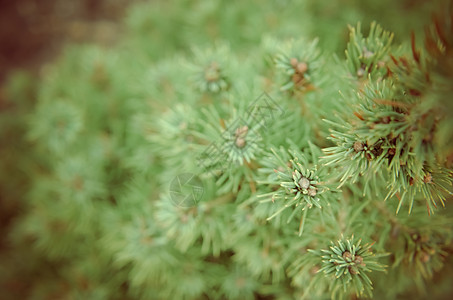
[310,235,387,298]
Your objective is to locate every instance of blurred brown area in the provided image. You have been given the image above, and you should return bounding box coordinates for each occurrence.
[0,0,138,85]
[0,0,137,298]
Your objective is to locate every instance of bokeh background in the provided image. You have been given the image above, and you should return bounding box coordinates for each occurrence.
[0,0,136,297]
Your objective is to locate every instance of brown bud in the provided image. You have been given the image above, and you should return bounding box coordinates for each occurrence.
[342,251,352,261]
[354,255,364,266]
[420,234,430,243]
[296,62,308,74]
[235,126,248,138]
[292,73,304,84]
[423,172,433,183]
[235,138,246,148]
[349,266,359,275]
[290,57,298,67]
[205,62,220,82]
[381,116,391,124]
[308,188,317,197]
[419,251,430,263]
[353,141,364,152]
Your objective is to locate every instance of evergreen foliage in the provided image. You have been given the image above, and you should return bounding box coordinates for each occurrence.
[1,0,453,299]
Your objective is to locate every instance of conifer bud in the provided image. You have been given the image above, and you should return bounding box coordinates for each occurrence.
[355,255,364,266]
[205,62,220,82]
[317,235,386,297]
[235,125,248,138]
[234,126,248,149]
[353,141,364,152]
[357,67,365,77]
[419,251,431,263]
[423,172,433,183]
[296,62,308,74]
[292,73,304,85]
[235,138,246,148]
[298,177,310,189]
[308,187,317,197]
[343,251,353,261]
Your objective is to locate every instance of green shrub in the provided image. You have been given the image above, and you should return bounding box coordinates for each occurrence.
[3,0,453,299]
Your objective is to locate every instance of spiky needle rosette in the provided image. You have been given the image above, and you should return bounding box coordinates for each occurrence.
[310,235,387,298]
[258,142,335,235]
